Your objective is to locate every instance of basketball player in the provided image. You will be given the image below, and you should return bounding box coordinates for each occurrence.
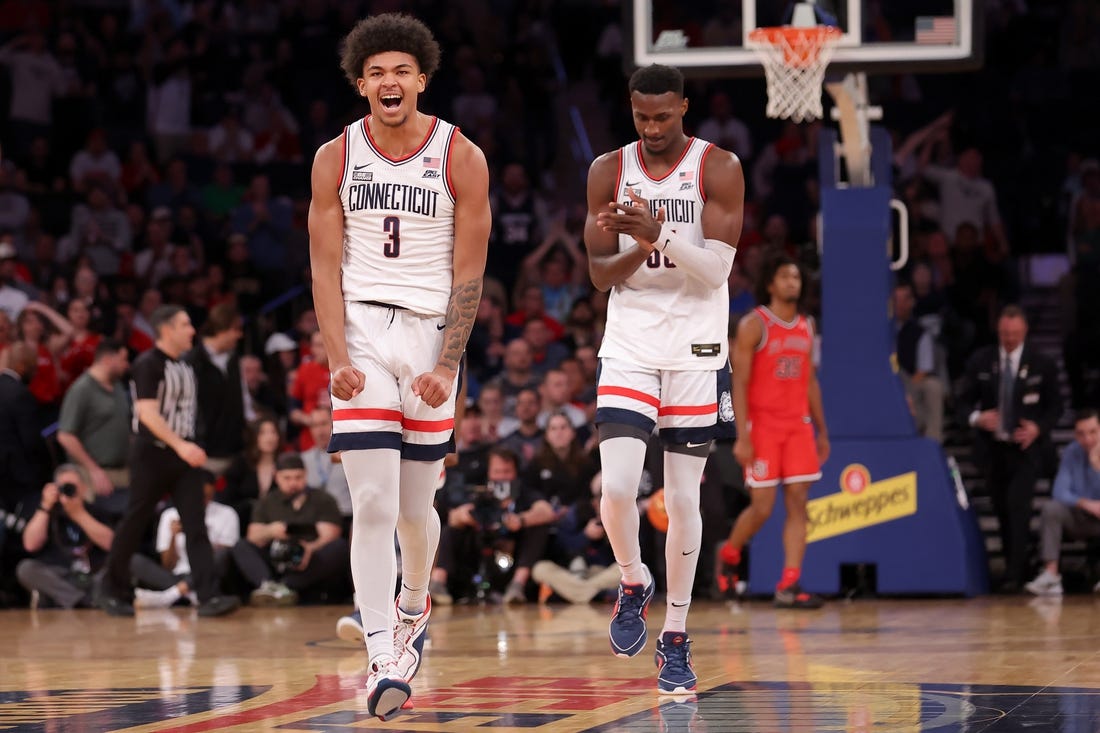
[718,251,830,609]
[586,64,744,694]
[309,14,490,720]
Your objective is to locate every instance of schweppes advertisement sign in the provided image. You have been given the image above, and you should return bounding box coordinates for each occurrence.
[806,464,918,543]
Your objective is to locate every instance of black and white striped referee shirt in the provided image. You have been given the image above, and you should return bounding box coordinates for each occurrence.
[130,347,197,441]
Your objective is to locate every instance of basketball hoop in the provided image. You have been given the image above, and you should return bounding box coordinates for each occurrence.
[748,26,842,123]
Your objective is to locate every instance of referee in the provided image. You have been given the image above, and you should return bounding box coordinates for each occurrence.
[96,305,239,617]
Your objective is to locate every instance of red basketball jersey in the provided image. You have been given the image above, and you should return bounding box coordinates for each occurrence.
[746,306,813,421]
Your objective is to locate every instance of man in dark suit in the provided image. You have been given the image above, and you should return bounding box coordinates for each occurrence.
[0,342,46,511]
[957,305,1063,591]
[185,303,245,477]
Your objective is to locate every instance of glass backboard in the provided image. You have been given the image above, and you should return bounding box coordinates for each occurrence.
[627,0,980,76]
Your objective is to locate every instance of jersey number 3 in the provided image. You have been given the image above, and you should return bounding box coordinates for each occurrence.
[383,216,401,258]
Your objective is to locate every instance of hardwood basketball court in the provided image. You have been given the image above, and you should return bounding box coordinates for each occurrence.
[3,596,1099,731]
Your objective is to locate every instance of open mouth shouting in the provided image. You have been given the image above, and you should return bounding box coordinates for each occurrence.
[380,94,402,111]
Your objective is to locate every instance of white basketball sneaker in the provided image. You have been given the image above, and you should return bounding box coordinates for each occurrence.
[393,594,431,682]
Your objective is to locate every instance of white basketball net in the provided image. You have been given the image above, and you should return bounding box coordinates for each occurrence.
[749,26,842,123]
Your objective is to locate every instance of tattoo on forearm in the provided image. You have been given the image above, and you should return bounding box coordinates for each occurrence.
[438,276,482,372]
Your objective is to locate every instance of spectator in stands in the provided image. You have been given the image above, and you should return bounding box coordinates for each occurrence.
[222,416,283,529]
[921,144,1009,255]
[892,283,944,442]
[231,174,293,276]
[489,163,549,287]
[957,305,1063,591]
[301,406,351,522]
[696,90,752,159]
[0,342,46,508]
[537,369,588,431]
[58,298,100,385]
[516,209,589,324]
[147,158,201,215]
[131,470,239,608]
[288,330,329,451]
[498,388,544,467]
[68,128,121,194]
[466,294,506,382]
[15,301,71,409]
[186,303,245,476]
[522,317,568,375]
[506,285,564,340]
[532,472,621,604]
[119,140,159,199]
[241,354,284,422]
[207,107,255,164]
[0,31,65,155]
[561,297,600,352]
[0,241,30,319]
[488,337,539,417]
[524,411,597,509]
[56,339,131,501]
[449,406,491,488]
[232,453,346,606]
[16,464,114,608]
[148,38,193,163]
[0,163,31,237]
[431,447,556,605]
[476,382,506,444]
[1025,408,1100,596]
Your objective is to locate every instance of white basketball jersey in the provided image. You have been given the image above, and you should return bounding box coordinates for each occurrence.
[339,116,458,317]
[599,138,730,370]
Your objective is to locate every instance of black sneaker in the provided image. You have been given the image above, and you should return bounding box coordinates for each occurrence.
[96,593,135,617]
[198,595,241,617]
[774,582,824,609]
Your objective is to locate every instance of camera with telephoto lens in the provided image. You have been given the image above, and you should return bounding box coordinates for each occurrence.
[470,480,515,537]
[269,539,305,573]
[58,482,79,498]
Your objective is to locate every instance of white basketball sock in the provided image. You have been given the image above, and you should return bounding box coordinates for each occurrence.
[396,458,443,615]
[661,451,705,634]
[599,436,649,586]
[342,448,401,662]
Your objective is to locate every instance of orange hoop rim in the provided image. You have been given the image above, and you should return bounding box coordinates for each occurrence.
[748,25,843,67]
[748,25,844,46]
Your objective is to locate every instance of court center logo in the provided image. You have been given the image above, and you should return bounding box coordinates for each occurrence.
[805,464,917,543]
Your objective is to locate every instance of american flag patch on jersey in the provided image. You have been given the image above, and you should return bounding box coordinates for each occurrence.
[679,170,694,180]
[422,156,441,168]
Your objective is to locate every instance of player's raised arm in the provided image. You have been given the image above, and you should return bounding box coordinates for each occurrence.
[308,135,360,401]
[414,133,490,408]
[585,151,650,292]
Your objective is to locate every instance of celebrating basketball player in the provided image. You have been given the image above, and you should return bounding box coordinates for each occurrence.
[586,64,744,694]
[308,13,490,720]
[718,251,830,609]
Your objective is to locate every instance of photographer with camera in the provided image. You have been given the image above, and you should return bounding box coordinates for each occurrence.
[16,464,114,608]
[231,453,347,606]
[430,447,556,604]
[532,471,623,604]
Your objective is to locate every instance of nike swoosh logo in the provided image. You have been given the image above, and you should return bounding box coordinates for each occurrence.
[671,601,689,607]
[436,323,446,330]
[353,163,372,170]
[366,629,386,637]
[681,548,697,556]
[624,181,640,188]
[686,441,708,448]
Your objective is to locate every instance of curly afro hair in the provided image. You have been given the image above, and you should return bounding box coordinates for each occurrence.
[339,13,441,89]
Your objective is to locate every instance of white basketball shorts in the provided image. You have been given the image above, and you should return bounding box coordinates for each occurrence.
[329,301,459,461]
[595,357,736,445]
